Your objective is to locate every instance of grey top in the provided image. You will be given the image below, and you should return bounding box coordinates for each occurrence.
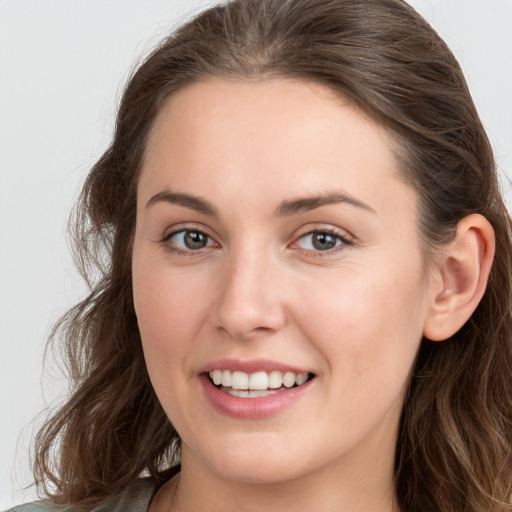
[4,479,156,512]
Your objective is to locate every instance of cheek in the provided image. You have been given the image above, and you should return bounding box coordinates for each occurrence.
[292,261,427,380]
[133,282,171,392]
[133,248,210,334]
[132,264,207,413]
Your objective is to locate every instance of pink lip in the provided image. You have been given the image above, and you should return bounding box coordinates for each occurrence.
[198,358,310,374]
[199,374,314,420]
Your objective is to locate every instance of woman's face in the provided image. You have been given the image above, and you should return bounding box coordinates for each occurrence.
[132,78,436,486]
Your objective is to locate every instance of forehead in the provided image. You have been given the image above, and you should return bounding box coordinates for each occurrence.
[145,77,387,170]
[140,77,416,222]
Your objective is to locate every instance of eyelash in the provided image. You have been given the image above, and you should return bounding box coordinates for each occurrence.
[160,227,353,256]
[161,227,216,256]
[293,228,352,257]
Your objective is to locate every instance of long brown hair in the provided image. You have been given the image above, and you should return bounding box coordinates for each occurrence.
[34,0,512,510]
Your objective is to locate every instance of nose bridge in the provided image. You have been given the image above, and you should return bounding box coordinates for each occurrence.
[213,240,286,340]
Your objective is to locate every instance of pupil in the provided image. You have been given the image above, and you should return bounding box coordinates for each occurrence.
[313,233,336,250]
[185,231,207,249]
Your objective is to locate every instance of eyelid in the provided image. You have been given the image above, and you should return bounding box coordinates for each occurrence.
[161,222,214,241]
[158,223,354,257]
[160,224,219,254]
[290,226,354,254]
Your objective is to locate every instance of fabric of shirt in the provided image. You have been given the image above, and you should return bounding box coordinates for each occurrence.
[4,479,156,512]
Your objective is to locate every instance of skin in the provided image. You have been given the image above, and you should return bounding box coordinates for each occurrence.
[132,78,440,511]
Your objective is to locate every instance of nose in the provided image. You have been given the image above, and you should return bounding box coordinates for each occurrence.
[212,247,287,341]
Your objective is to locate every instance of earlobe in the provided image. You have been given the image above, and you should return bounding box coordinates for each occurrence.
[423,214,495,342]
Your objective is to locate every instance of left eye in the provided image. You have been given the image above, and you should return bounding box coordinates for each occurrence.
[296,231,345,251]
[166,229,214,251]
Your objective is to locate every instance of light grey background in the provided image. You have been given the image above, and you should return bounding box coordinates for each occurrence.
[1,1,511,508]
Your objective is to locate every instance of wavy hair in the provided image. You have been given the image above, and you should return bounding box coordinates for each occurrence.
[34,0,512,510]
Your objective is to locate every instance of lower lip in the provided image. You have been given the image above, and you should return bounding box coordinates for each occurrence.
[200,375,313,419]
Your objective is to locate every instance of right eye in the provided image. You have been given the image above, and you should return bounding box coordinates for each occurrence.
[163,229,216,253]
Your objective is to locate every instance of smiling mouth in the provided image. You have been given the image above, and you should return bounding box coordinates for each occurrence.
[207,369,315,398]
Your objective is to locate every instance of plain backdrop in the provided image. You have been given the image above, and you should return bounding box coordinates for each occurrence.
[1,0,511,508]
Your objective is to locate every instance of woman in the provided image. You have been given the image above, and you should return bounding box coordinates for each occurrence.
[7,0,512,510]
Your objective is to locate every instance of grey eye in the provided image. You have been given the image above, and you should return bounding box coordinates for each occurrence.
[169,230,212,250]
[297,231,343,251]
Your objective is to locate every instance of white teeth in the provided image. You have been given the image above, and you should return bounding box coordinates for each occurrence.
[296,372,308,386]
[208,369,309,391]
[247,389,277,397]
[282,371,296,388]
[228,388,280,398]
[221,369,231,387]
[231,371,249,390]
[249,371,268,390]
[211,369,222,385]
[268,371,283,389]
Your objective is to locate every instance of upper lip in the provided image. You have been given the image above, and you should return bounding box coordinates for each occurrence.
[198,358,312,375]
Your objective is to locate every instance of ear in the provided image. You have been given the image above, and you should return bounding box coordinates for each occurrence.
[423,214,495,342]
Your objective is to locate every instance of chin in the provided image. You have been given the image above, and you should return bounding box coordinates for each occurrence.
[213,457,308,485]
[186,435,314,485]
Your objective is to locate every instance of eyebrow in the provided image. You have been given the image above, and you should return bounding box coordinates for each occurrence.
[146,189,375,217]
[146,191,218,216]
[275,190,375,216]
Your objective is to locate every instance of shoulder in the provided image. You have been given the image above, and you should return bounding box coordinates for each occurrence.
[3,504,65,512]
[4,478,157,512]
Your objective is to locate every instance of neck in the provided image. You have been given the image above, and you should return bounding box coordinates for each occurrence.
[154,443,398,512]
